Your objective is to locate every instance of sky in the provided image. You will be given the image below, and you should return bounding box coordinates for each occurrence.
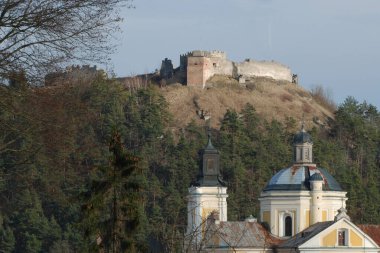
[110,0,380,108]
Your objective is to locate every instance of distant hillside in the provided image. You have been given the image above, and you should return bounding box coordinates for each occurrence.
[2,75,379,252]
[161,76,335,130]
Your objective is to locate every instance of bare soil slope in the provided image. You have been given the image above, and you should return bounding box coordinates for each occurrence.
[162,76,334,130]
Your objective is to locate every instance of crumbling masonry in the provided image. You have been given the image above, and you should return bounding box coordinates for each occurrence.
[160,50,295,88]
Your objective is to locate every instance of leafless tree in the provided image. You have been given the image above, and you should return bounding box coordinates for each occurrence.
[0,0,132,84]
[183,210,242,253]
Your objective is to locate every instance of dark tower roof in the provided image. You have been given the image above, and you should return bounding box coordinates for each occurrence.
[310,172,323,181]
[293,126,313,144]
[204,132,219,154]
[192,132,226,187]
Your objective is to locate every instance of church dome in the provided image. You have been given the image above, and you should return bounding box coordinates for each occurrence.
[263,166,342,192]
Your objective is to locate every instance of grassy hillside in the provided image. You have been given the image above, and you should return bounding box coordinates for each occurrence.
[162,76,334,131]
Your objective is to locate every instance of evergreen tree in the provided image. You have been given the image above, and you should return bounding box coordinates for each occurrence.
[82,131,147,252]
[0,215,15,253]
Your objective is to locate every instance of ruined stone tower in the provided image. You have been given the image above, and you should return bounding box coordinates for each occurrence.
[161,50,294,88]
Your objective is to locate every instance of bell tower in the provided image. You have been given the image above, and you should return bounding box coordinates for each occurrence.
[293,124,314,165]
[186,132,228,245]
[199,132,222,185]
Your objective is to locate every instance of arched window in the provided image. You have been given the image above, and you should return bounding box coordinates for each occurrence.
[285,216,292,237]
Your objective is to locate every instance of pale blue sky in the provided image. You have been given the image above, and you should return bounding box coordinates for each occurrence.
[110,0,380,108]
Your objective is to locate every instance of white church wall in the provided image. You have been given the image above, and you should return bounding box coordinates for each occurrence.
[186,186,228,238]
[260,190,347,238]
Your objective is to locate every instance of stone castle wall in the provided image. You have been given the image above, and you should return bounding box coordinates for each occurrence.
[236,59,292,82]
[187,55,216,87]
[186,51,232,88]
[45,65,102,86]
[181,50,293,88]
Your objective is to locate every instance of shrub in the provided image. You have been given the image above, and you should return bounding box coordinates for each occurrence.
[280,93,293,102]
[311,85,336,111]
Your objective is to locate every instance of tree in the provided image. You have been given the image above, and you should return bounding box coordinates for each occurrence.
[332,97,380,222]
[0,215,15,253]
[82,131,147,252]
[11,189,51,253]
[0,0,131,83]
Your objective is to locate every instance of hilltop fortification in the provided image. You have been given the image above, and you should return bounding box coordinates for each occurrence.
[45,65,104,86]
[160,50,294,88]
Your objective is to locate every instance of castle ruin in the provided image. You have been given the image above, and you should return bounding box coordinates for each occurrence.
[160,58,174,80]
[161,50,294,88]
[45,65,104,86]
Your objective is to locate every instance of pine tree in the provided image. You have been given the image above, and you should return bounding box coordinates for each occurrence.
[0,215,15,253]
[82,131,146,252]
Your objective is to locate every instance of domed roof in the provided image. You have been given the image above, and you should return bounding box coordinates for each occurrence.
[310,172,323,181]
[263,166,342,192]
[293,128,313,144]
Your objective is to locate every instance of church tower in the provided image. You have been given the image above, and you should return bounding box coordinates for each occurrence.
[259,126,347,237]
[293,124,314,165]
[186,132,228,244]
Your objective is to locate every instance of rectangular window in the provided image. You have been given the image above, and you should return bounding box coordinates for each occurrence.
[338,230,347,246]
[305,148,310,160]
[206,159,215,173]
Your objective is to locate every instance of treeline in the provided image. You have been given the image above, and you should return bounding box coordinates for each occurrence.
[0,78,379,252]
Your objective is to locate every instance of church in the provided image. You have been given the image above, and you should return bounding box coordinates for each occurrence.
[185,127,380,252]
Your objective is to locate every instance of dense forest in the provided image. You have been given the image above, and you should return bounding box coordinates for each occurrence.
[0,76,379,252]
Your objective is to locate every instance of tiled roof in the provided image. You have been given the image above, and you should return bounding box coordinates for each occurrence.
[204,221,284,249]
[278,221,334,248]
[358,224,380,246]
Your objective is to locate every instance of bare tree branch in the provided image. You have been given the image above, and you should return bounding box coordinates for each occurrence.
[0,0,132,84]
